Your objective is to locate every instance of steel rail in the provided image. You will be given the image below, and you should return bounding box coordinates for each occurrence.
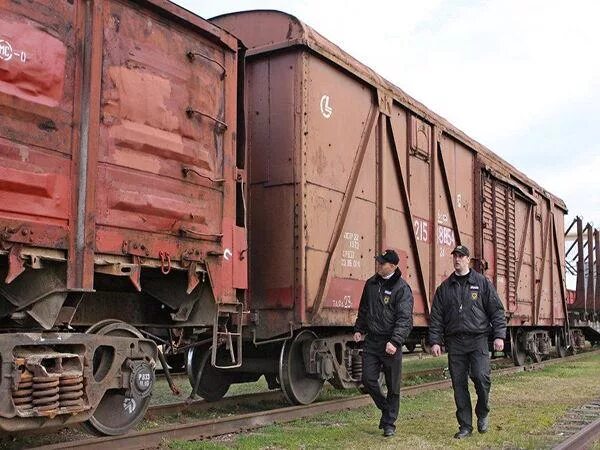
[145,390,285,418]
[553,417,600,450]
[32,349,600,450]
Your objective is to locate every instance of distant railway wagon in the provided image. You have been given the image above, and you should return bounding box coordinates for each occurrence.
[0,2,599,437]
[0,0,245,435]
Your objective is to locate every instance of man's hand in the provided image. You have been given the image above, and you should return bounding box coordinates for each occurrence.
[493,338,504,352]
[353,332,364,343]
[385,342,397,355]
[431,344,442,357]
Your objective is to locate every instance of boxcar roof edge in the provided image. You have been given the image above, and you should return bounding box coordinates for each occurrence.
[212,9,567,213]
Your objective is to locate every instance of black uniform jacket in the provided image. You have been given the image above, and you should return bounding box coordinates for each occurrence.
[354,268,414,349]
[428,270,507,345]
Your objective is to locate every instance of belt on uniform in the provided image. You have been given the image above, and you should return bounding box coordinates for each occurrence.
[448,332,486,338]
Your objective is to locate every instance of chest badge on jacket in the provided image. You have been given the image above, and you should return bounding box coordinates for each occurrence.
[383,290,392,304]
[470,285,479,301]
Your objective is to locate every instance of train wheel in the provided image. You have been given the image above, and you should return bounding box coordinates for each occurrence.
[279,330,324,405]
[187,345,231,402]
[165,353,186,371]
[404,343,416,353]
[511,329,526,366]
[82,321,153,436]
[556,330,567,358]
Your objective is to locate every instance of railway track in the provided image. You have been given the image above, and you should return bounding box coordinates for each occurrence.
[30,349,600,450]
[552,399,600,450]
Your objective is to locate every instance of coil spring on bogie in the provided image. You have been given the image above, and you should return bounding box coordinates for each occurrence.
[12,372,84,413]
[31,376,60,412]
[12,371,33,410]
[345,354,353,378]
[351,354,362,381]
[345,351,362,381]
[59,374,84,409]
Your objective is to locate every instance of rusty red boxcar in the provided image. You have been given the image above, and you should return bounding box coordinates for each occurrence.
[211,10,598,404]
[1,1,599,438]
[0,0,246,434]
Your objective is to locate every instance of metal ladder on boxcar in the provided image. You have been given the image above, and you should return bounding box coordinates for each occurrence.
[211,302,244,369]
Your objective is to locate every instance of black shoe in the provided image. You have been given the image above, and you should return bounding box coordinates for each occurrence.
[383,426,395,437]
[454,428,472,439]
[477,416,489,433]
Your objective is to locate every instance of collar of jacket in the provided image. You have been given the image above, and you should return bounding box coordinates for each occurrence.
[449,269,478,285]
[374,268,402,287]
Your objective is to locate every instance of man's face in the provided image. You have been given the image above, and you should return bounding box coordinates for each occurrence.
[452,253,470,272]
[377,261,396,277]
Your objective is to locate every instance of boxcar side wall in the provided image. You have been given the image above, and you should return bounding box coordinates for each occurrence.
[215,11,568,340]
[0,0,246,330]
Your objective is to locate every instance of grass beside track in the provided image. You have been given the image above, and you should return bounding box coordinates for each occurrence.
[169,353,600,450]
[0,351,512,449]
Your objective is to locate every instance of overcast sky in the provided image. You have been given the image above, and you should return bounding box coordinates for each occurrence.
[175,0,599,230]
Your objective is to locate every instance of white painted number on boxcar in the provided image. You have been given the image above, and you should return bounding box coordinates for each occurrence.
[437,224,456,256]
[320,94,333,119]
[341,232,361,269]
[413,217,430,243]
[332,295,352,308]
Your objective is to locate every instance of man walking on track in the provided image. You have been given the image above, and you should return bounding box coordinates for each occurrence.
[429,245,507,439]
[354,249,414,437]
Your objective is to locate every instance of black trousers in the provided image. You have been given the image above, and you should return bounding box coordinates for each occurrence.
[447,335,491,432]
[361,348,403,430]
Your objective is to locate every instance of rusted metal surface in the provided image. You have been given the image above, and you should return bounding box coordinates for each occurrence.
[0,0,246,332]
[212,10,569,339]
[0,330,157,432]
[212,11,567,214]
[0,0,246,433]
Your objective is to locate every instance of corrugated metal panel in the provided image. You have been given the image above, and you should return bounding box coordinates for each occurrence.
[483,174,516,306]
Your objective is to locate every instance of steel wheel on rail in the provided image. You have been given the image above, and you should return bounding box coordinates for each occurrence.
[510,329,527,366]
[279,330,324,405]
[82,321,154,436]
[556,329,568,358]
[165,352,186,371]
[187,344,231,402]
[404,343,416,353]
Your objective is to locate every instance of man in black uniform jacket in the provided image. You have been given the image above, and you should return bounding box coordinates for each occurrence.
[429,245,507,439]
[354,249,414,437]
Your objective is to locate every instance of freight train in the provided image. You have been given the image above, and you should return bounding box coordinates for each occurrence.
[0,1,598,436]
